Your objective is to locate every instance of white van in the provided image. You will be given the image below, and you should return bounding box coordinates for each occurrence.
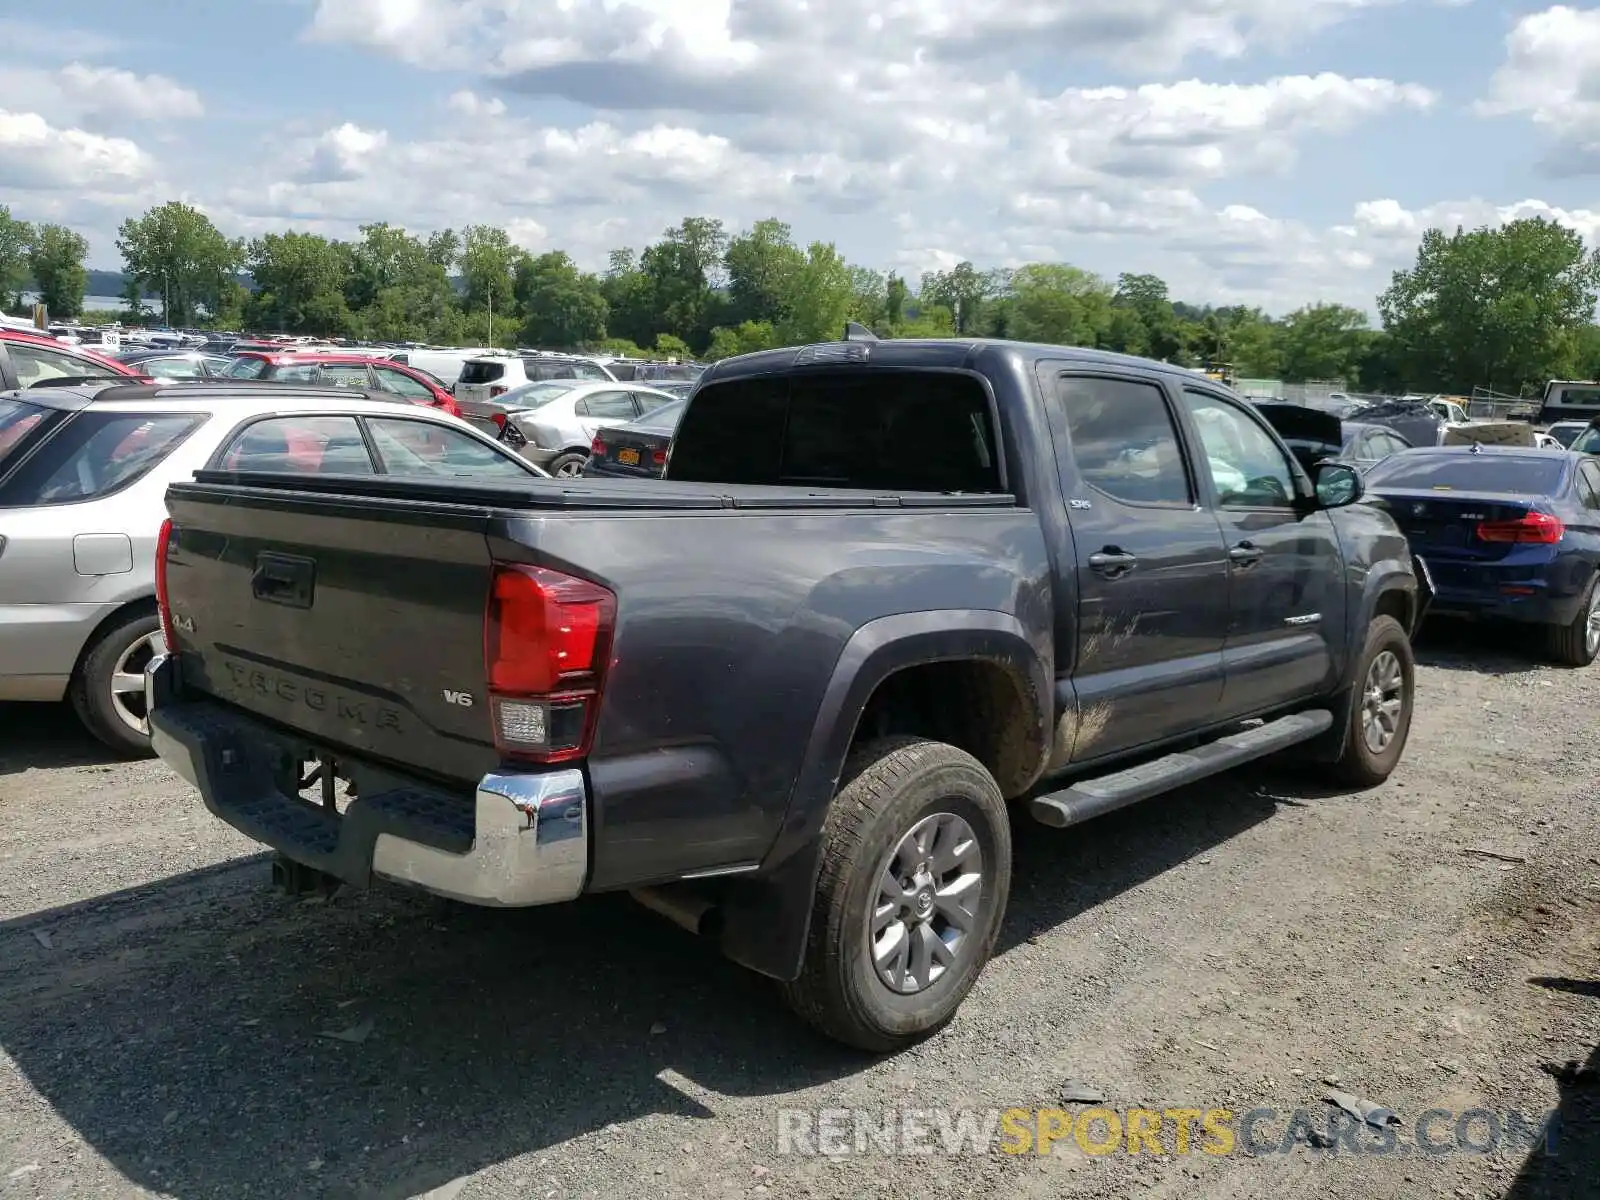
[386,348,497,388]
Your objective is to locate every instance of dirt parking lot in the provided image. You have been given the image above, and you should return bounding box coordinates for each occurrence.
[1,624,1597,1200]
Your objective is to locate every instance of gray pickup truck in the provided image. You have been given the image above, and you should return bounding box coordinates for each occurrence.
[146,334,1428,1051]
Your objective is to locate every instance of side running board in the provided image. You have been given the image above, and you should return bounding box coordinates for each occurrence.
[1028,709,1334,829]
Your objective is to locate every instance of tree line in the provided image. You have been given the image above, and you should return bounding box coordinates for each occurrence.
[3,201,1600,395]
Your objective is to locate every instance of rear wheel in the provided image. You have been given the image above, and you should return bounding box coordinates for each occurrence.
[780,737,1011,1052]
[69,609,163,758]
[1329,615,1414,787]
[1546,578,1600,667]
[547,452,587,478]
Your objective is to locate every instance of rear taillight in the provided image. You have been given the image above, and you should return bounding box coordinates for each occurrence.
[493,412,507,430]
[1476,512,1563,544]
[651,448,667,467]
[490,385,507,398]
[590,436,606,457]
[484,563,616,764]
[155,518,177,648]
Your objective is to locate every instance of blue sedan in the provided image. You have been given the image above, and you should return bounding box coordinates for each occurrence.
[1363,445,1600,665]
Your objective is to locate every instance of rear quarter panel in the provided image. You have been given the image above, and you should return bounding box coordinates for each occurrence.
[510,506,1053,889]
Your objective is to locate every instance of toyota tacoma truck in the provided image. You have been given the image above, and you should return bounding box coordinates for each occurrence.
[145,333,1428,1052]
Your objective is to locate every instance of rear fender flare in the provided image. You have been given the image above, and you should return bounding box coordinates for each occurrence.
[717,609,1050,981]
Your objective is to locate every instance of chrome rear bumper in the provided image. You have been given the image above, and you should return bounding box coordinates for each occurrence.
[145,652,588,907]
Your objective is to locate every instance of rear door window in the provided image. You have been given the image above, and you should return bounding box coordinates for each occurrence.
[219,415,376,474]
[269,363,321,383]
[575,391,639,419]
[366,418,536,479]
[223,356,269,378]
[0,412,203,505]
[372,366,433,401]
[1057,376,1192,506]
[318,363,373,389]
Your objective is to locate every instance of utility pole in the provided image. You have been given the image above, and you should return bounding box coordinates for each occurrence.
[487,280,493,346]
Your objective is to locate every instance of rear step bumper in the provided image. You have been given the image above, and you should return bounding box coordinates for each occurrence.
[144,653,587,907]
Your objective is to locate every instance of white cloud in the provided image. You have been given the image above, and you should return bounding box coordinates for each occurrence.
[57,63,204,121]
[1479,5,1600,173]
[0,63,203,129]
[298,123,390,183]
[0,109,154,190]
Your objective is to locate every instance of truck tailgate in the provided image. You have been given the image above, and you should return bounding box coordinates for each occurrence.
[163,481,500,782]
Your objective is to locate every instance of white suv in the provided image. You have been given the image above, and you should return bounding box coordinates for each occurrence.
[454,353,616,403]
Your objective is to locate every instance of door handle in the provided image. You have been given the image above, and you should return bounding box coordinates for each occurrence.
[1088,548,1138,577]
[1228,542,1263,568]
[252,552,316,608]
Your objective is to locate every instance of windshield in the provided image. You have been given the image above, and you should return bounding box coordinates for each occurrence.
[500,381,577,410]
[1571,426,1600,455]
[1365,452,1567,496]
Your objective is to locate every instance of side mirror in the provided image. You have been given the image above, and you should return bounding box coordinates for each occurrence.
[1314,461,1364,509]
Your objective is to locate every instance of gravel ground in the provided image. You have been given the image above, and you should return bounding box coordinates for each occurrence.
[1,622,1596,1200]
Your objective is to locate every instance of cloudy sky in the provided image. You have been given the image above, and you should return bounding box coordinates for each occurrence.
[2,0,1599,314]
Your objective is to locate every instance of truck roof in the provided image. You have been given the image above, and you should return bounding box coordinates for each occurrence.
[699,336,1226,390]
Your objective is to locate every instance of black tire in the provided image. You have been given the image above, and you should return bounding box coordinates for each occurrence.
[1546,577,1600,667]
[69,609,162,758]
[780,736,1012,1053]
[547,452,588,479]
[1330,615,1414,788]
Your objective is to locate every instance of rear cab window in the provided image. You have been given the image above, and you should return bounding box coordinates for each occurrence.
[0,409,203,505]
[1365,453,1568,495]
[667,370,1002,493]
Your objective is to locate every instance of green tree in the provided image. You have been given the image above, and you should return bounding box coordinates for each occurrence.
[1278,303,1369,383]
[458,225,518,326]
[1113,273,1184,361]
[116,202,243,326]
[921,261,989,334]
[636,218,729,352]
[704,319,779,360]
[28,224,89,319]
[1378,217,1600,394]
[513,251,608,347]
[1006,264,1113,347]
[654,333,693,359]
[724,218,803,326]
[885,273,908,327]
[346,222,458,341]
[779,242,856,344]
[0,205,31,309]
[245,231,354,335]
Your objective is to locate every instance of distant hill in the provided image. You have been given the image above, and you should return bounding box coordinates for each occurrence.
[85,270,154,299]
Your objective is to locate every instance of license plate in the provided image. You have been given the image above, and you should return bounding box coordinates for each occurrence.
[616,447,640,466]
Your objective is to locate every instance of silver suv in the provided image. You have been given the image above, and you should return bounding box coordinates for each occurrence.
[0,381,547,754]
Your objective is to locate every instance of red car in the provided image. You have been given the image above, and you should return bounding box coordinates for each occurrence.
[220,352,460,416]
[0,329,147,389]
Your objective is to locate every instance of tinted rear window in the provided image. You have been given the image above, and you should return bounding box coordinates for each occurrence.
[459,361,506,384]
[667,371,1001,492]
[1365,453,1568,495]
[0,411,202,505]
